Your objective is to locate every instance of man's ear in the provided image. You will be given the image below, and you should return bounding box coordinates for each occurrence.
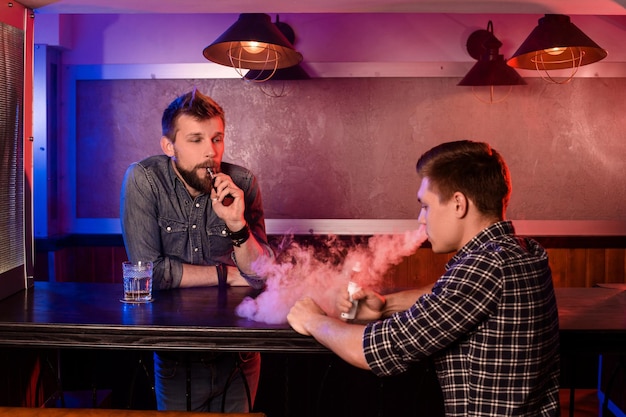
[453,192,468,218]
[161,136,174,157]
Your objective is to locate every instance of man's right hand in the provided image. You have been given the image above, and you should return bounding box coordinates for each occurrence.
[337,288,386,321]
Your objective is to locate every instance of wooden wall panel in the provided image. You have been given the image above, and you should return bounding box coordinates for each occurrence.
[386,250,452,289]
[45,245,625,288]
[52,248,70,283]
[546,249,567,288]
[606,249,626,284]
[53,247,127,283]
[586,249,607,287]
[568,248,589,287]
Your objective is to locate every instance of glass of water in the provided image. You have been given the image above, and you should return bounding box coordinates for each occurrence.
[121,261,153,303]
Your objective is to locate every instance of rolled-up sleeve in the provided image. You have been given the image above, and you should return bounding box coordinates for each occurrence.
[231,167,274,289]
[120,162,183,290]
[363,263,501,377]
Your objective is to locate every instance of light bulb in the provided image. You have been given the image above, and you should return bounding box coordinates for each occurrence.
[241,41,267,54]
[544,47,567,56]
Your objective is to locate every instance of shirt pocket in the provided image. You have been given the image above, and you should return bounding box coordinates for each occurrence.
[158,217,188,256]
[206,223,233,261]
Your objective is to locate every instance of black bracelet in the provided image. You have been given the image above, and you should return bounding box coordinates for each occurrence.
[216,263,228,288]
[228,223,250,247]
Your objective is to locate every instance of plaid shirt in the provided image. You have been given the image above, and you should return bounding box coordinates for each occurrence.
[364,221,560,416]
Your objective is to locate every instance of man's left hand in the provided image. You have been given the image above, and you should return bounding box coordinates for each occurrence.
[287,297,326,336]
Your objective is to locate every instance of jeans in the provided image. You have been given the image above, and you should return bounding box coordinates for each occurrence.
[153,351,261,412]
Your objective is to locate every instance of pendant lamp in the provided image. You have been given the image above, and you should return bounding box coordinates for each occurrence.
[458,21,526,104]
[244,16,310,82]
[203,13,303,78]
[507,14,608,84]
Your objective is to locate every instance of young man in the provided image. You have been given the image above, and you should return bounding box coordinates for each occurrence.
[287,140,560,416]
[120,89,272,412]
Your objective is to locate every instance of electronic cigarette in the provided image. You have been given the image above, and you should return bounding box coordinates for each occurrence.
[207,167,234,206]
[340,262,362,320]
[340,281,361,320]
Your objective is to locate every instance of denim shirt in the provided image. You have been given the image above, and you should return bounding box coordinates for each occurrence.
[120,155,271,290]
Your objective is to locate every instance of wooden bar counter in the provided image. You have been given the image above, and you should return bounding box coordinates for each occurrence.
[0,282,625,416]
[0,282,323,353]
[0,282,624,355]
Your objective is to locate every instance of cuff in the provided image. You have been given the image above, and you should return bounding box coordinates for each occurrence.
[230,251,267,290]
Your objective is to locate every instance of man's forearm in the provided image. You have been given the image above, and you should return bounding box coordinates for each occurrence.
[231,234,269,275]
[381,285,432,317]
[179,263,221,287]
[307,316,371,370]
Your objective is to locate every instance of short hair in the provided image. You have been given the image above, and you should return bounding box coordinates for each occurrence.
[161,88,225,141]
[416,140,511,219]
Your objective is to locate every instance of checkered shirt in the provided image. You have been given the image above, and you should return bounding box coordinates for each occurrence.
[363,221,560,416]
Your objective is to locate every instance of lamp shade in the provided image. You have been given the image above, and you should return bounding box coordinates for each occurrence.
[203,13,303,71]
[507,14,608,70]
[459,28,526,86]
[244,18,310,81]
[245,64,311,81]
[459,59,526,86]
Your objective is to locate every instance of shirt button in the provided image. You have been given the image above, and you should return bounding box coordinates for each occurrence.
[192,225,197,229]
[166,226,171,232]
[194,248,198,252]
[195,203,200,208]
[221,230,228,236]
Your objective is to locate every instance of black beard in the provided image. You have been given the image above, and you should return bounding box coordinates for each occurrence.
[175,161,213,194]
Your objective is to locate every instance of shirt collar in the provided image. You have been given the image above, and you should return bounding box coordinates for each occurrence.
[447,220,515,267]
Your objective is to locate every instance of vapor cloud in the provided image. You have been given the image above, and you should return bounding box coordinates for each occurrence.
[236,226,428,324]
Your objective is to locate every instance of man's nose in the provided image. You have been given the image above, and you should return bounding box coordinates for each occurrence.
[417,208,426,224]
[205,143,217,157]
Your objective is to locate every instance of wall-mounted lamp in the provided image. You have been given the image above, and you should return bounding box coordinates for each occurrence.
[458,21,526,104]
[203,13,303,80]
[507,14,608,84]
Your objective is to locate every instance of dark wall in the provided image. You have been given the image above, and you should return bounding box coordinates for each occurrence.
[73,77,626,223]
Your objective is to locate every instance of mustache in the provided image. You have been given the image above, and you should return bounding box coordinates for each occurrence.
[197,163,219,173]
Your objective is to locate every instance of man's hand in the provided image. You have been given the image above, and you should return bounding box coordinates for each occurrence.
[337,287,387,321]
[210,172,245,229]
[288,295,372,370]
[287,297,326,336]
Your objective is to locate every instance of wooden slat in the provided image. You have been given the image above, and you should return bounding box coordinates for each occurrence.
[606,248,626,284]
[46,245,626,289]
[567,248,588,287]
[547,248,567,288]
[586,248,607,286]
